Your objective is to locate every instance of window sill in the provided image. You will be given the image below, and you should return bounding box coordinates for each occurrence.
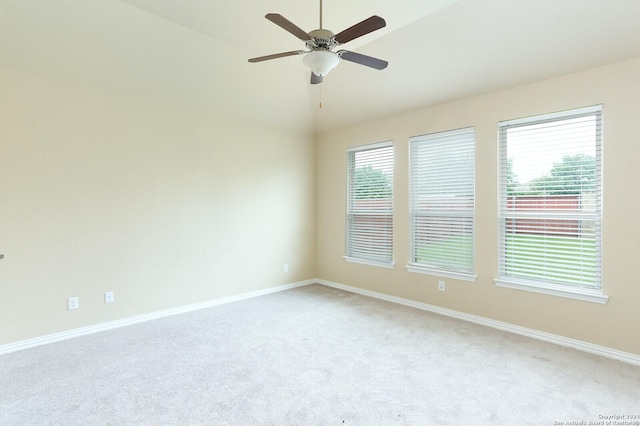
[344,256,395,269]
[405,264,477,282]
[494,277,608,304]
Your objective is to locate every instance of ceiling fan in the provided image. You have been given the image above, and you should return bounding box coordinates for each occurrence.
[248,0,388,84]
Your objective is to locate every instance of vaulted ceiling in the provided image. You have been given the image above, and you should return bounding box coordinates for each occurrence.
[2,0,640,133]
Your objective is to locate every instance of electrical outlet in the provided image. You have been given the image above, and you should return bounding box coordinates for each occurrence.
[104,291,114,304]
[438,280,445,291]
[283,264,289,273]
[68,297,79,310]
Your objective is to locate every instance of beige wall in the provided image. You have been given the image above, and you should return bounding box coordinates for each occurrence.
[0,67,316,345]
[3,56,639,356]
[316,57,640,356]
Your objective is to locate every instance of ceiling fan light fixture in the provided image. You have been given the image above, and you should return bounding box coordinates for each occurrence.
[303,50,340,77]
[248,7,388,85]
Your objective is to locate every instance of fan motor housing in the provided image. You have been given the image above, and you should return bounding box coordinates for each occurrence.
[307,29,337,50]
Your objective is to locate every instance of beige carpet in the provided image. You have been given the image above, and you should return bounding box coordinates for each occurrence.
[1,284,639,425]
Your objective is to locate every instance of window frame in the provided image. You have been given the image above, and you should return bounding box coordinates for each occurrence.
[494,105,607,304]
[406,127,477,281]
[344,141,395,268]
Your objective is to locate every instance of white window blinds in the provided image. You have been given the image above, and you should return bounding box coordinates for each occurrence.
[408,128,475,279]
[346,141,394,267]
[497,105,602,292]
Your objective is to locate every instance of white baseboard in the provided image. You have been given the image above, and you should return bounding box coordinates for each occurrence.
[4,278,639,367]
[316,279,640,367]
[0,279,314,356]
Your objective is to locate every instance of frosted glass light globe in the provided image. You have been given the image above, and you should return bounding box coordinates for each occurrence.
[303,50,340,77]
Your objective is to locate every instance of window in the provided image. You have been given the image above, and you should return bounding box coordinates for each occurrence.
[407,127,476,280]
[496,105,606,303]
[345,141,394,267]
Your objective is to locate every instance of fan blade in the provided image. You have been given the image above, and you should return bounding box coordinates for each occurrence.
[339,50,388,70]
[334,16,386,44]
[310,72,323,84]
[248,50,305,63]
[265,13,311,41]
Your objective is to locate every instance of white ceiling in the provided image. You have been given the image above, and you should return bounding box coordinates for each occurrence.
[1,0,640,133]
